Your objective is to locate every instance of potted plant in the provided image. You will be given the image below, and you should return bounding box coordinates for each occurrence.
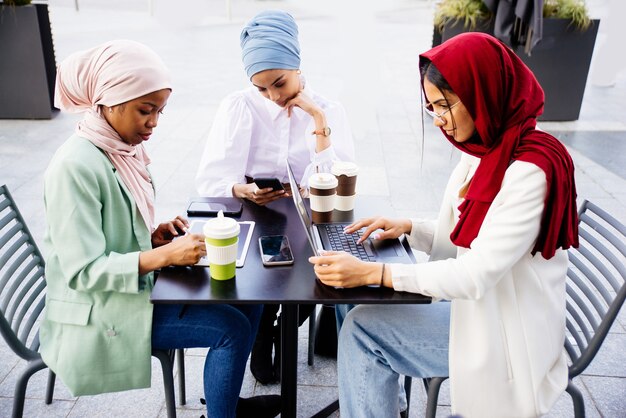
[432,0,599,121]
[0,0,57,119]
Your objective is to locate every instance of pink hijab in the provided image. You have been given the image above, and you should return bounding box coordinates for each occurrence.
[54,40,172,231]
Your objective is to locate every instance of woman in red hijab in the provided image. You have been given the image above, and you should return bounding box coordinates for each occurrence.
[309,33,578,417]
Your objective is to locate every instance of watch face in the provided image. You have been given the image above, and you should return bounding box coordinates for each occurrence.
[312,127,331,136]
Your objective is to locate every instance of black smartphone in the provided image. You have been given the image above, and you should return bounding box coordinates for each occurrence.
[254,177,285,191]
[259,235,294,266]
[187,200,243,217]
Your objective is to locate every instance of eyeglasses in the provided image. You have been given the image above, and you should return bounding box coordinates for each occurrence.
[423,100,460,122]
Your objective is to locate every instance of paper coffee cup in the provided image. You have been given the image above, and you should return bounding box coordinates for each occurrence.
[309,173,338,223]
[331,161,359,211]
[203,210,240,280]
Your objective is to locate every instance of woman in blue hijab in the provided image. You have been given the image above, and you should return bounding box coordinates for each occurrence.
[196,10,355,384]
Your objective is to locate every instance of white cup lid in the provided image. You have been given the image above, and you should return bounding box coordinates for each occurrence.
[308,172,338,189]
[331,161,359,177]
[203,210,240,239]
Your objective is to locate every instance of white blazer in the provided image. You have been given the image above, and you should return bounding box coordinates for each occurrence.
[391,152,569,417]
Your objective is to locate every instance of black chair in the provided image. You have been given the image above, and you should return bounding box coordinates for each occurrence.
[416,199,626,418]
[0,185,179,418]
[562,200,625,417]
[423,376,448,417]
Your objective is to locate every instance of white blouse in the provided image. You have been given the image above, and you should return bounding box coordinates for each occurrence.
[195,85,355,196]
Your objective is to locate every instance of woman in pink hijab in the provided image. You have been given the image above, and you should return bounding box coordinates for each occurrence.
[40,40,280,418]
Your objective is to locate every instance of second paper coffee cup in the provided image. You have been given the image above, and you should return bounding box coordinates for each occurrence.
[331,161,359,211]
[308,173,338,223]
[203,210,240,280]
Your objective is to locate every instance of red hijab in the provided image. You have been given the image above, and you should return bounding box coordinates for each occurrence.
[419,33,578,259]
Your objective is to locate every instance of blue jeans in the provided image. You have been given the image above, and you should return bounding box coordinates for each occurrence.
[151,303,262,418]
[335,303,354,330]
[337,303,450,417]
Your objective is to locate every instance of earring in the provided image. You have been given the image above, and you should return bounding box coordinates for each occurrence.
[108,107,113,114]
[298,71,306,89]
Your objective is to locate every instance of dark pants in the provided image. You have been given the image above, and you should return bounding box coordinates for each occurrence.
[259,303,316,331]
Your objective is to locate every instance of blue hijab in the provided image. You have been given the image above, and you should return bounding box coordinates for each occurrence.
[240,10,301,79]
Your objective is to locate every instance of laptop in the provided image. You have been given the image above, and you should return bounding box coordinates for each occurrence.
[287,161,414,264]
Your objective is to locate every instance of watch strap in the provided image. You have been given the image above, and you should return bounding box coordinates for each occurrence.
[311,126,331,136]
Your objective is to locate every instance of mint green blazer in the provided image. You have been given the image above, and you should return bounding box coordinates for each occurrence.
[40,135,155,396]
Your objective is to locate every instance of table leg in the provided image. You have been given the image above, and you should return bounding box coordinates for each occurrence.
[281,304,298,418]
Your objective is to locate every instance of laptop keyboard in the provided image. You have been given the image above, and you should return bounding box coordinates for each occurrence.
[321,224,375,262]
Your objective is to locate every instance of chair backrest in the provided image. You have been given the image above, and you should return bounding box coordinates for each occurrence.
[564,200,626,378]
[0,185,46,361]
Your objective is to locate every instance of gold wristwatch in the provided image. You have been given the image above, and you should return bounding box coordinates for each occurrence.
[311,126,331,137]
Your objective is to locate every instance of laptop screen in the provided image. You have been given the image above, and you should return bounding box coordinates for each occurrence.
[286,161,320,255]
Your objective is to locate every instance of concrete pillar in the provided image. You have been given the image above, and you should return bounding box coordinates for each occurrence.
[590,0,626,87]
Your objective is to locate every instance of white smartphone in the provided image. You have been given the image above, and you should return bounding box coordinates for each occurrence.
[259,235,294,266]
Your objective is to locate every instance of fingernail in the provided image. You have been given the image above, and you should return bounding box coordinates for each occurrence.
[373,234,380,240]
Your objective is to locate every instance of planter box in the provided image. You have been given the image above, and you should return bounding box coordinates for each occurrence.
[0,4,57,119]
[434,19,600,121]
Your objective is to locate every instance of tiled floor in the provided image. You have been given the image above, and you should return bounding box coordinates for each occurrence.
[0,0,624,417]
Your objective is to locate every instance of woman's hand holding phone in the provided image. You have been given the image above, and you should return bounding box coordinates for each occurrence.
[253,177,284,191]
[233,182,287,206]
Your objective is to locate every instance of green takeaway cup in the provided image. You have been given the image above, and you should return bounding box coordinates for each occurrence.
[203,210,240,280]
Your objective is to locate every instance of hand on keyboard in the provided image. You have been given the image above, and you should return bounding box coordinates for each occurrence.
[308,251,383,288]
[343,217,413,243]
[324,225,374,262]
